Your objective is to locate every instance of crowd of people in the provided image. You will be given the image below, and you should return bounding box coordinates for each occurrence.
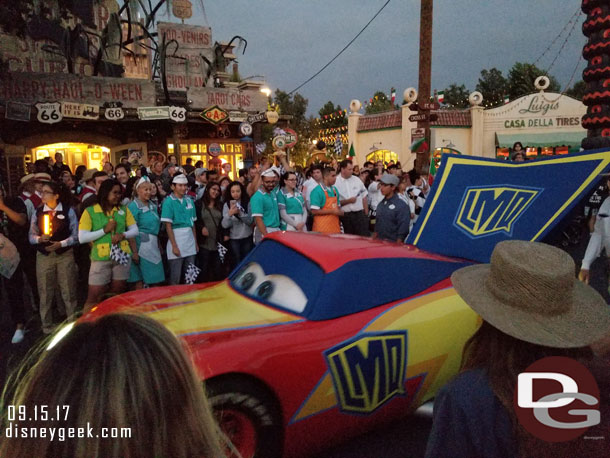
[1,147,609,458]
[0,148,431,344]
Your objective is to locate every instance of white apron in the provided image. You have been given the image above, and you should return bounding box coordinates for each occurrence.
[167,227,197,260]
[139,233,162,264]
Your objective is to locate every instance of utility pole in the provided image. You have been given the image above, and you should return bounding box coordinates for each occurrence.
[416,0,433,172]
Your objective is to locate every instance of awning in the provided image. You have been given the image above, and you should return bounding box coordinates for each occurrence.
[496,132,584,149]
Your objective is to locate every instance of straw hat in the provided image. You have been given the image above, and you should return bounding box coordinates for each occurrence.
[20,173,35,184]
[451,240,610,348]
[34,172,52,182]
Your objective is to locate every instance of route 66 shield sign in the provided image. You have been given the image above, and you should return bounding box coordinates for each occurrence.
[36,102,62,124]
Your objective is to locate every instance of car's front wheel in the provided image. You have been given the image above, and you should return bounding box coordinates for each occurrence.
[206,376,283,458]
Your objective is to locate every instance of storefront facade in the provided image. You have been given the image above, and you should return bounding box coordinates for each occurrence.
[346,91,586,169]
[0,5,271,193]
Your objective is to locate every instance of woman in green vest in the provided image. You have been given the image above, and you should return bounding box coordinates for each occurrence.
[78,179,139,312]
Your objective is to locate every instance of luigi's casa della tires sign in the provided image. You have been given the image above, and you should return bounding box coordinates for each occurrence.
[483,93,586,153]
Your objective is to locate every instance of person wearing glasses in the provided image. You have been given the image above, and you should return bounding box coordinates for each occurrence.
[278,171,307,232]
[373,173,410,243]
[29,181,79,334]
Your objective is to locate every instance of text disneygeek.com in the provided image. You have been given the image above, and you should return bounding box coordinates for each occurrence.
[4,406,131,441]
[5,423,132,441]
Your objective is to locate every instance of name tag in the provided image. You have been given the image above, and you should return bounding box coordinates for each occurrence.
[118,210,125,216]
[389,204,396,210]
[57,214,65,220]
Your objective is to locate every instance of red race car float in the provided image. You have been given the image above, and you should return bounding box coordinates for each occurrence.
[77,151,610,457]
[82,232,478,458]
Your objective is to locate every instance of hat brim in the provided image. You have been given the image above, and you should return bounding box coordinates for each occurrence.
[451,264,610,348]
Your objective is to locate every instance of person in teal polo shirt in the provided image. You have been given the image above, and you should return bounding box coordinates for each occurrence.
[251,168,280,244]
[161,174,198,284]
[278,171,307,231]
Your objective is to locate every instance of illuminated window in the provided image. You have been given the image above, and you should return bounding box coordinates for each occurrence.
[190,144,198,154]
[366,149,398,164]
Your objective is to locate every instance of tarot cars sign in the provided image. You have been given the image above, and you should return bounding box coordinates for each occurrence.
[407,150,610,262]
[188,87,268,112]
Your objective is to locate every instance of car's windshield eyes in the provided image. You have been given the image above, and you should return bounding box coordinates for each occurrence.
[234,263,265,294]
[233,263,308,313]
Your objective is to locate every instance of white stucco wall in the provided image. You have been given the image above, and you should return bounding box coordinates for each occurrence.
[430,127,472,155]
[355,128,402,163]
[347,92,586,164]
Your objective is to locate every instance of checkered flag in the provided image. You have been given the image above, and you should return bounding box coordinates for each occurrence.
[184,263,201,285]
[110,244,130,266]
[335,134,343,156]
[217,242,229,263]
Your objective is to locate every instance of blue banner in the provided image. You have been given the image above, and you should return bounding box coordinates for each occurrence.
[407,149,610,262]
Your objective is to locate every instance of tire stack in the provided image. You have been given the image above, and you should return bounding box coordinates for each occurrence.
[582,0,610,149]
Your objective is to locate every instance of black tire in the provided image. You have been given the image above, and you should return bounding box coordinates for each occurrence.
[206,376,284,458]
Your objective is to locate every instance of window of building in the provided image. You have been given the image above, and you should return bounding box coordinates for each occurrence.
[366,149,398,164]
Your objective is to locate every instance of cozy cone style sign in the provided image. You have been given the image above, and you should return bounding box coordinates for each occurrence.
[200,105,229,125]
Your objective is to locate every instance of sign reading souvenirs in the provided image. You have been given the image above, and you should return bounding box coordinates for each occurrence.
[0,73,156,109]
[188,87,268,112]
[208,143,222,157]
[5,102,31,122]
[138,106,171,121]
[169,106,187,122]
[200,105,229,125]
[35,102,62,124]
[61,102,99,120]
[172,0,193,19]
[157,22,213,91]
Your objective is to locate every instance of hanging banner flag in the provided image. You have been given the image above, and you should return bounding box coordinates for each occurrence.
[407,150,610,262]
[348,143,356,157]
[437,91,445,103]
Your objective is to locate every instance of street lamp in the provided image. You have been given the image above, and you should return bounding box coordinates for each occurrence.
[260,86,272,97]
